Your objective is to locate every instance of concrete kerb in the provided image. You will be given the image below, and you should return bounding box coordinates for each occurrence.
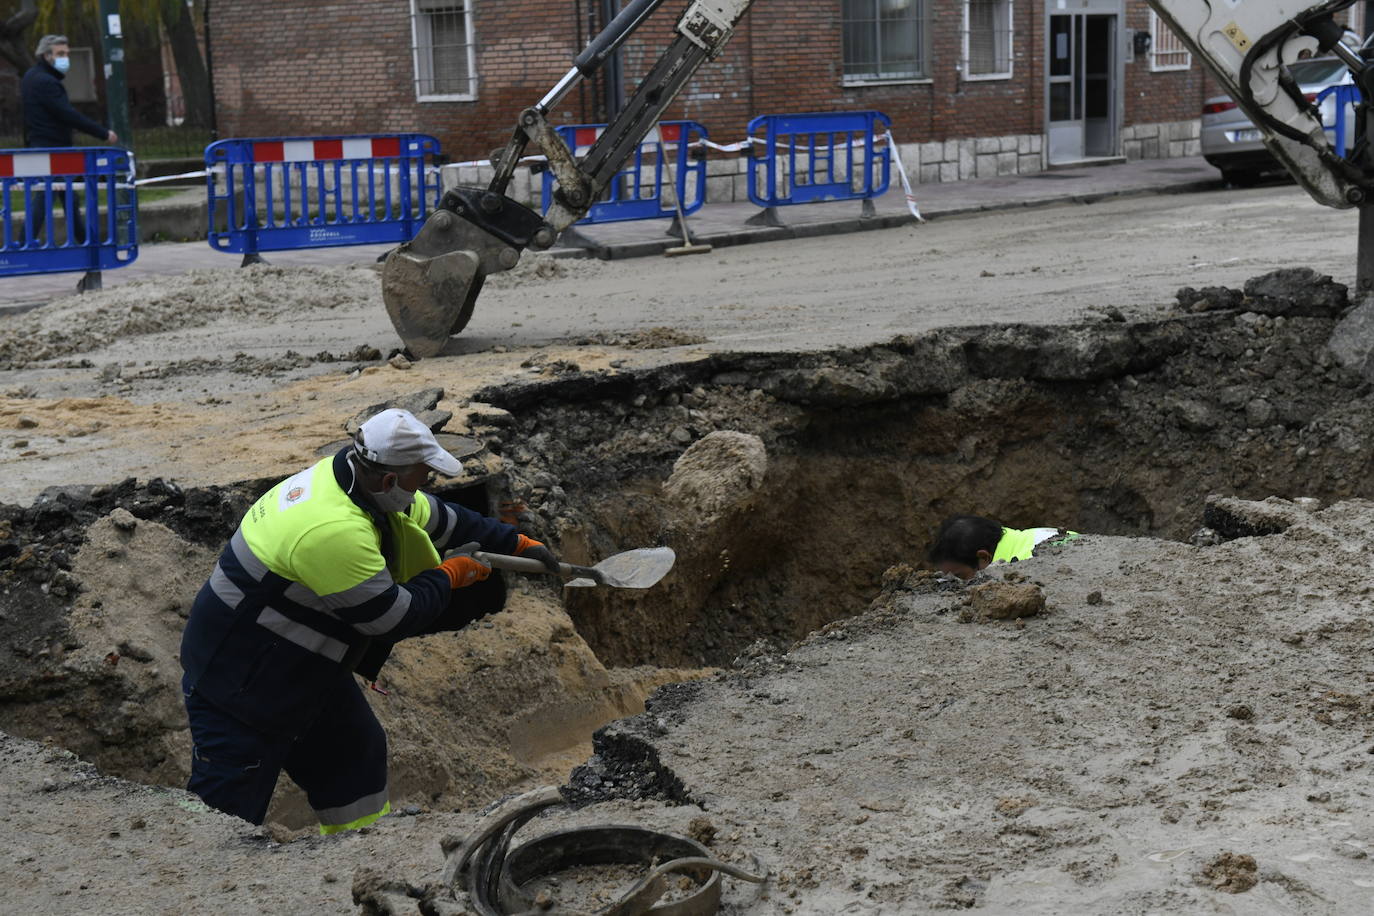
[560,171,1225,261]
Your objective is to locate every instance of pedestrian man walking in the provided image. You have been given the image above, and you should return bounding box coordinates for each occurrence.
[21,33,119,291]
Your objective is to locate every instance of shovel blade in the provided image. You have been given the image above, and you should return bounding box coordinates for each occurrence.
[564,547,676,589]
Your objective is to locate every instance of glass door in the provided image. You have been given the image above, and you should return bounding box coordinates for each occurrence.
[1048,14,1083,163]
[1048,13,1118,163]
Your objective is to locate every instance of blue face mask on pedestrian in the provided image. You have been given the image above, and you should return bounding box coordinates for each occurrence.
[53,56,70,73]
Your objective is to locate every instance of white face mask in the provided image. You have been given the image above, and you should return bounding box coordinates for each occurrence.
[53,56,70,73]
[369,483,415,514]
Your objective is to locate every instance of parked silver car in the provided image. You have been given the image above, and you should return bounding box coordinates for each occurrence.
[1201,56,1355,186]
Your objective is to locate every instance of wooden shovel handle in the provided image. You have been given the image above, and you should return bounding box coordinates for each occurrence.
[471,551,606,584]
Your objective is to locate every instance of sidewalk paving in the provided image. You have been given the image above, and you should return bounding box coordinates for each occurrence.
[1,156,1224,310]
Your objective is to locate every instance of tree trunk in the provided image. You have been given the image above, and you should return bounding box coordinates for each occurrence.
[160,0,211,128]
[0,0,38,75]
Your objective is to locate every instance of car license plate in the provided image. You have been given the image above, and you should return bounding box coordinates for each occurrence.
[1228,129,1262,142]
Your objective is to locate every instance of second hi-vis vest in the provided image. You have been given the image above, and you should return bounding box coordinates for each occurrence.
[991,526,1079,564]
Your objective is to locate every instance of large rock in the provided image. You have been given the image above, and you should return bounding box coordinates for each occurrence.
[663,431,767,525]
[1327,297,1374,380]
[1201,494,1319,541]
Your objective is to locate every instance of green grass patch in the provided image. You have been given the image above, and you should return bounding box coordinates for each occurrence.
[1,129,212,160]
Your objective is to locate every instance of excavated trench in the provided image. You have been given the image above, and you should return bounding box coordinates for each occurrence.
[2,269,1372,822]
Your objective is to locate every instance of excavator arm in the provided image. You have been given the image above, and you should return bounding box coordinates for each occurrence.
[382,0,754,357]
[383,0,1374,357]
[1146,0,1374,207]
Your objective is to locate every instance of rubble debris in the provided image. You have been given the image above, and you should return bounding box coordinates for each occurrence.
[1176,284,1246,313]
[576,327,710,349]
[1198,851,1259,893]
[1202,495,1318,541]
[1176,268,1349,319]
[1243,267,1349,318]
[959,581,1045,621]
[347,388,449,435]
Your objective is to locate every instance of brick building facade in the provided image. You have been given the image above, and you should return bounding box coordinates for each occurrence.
[208,0,1221,192]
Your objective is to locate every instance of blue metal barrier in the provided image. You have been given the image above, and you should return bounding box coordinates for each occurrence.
[539,121,708,224]
[0,146,137,278]
[1315,84,1360,158]
[746,110,892,211]
[205,134,442,261]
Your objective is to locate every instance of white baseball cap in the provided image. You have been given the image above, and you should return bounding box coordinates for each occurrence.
[354,408,462,476]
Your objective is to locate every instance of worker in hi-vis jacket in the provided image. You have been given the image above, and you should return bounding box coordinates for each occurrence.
[179,408,559,833]
[928,514,1079,580]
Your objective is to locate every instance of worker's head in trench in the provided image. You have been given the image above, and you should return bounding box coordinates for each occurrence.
[927,514,1002,580]
[351,408,462,513]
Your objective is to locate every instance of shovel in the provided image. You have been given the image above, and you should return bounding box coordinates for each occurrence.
[472,547,675,589]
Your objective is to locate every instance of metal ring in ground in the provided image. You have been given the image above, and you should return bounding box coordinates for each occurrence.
[497,825,720,915]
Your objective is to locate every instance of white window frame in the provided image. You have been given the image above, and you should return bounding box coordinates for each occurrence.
[1149,10,1191,72]
[962,0,1013,81]
[410,0,478,102]
[841,0,934,87]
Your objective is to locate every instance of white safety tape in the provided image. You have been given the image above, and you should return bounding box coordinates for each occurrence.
[127,163,440,187]
[447,132,893,166]
[133,169,211,186]
[883,131,923,222]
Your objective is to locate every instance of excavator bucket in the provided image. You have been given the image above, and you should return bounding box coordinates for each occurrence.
[382,189,552,357]
[381,241,484,358]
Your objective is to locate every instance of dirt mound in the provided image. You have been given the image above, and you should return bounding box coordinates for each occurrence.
[0,484,710,831]
[574,498,1374,912]
[1201,494,1321,540]
[482,253,605,289]
[1175,266,1350,318]
[0,265,383,368]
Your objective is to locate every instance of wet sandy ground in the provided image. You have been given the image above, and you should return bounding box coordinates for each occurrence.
[10,500,1374,914]
[3,185,1373,913]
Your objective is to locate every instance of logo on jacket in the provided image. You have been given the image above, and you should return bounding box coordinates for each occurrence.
[277,469,313,511]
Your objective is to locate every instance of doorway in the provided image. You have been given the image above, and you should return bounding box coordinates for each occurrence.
[1047,12,1119,164]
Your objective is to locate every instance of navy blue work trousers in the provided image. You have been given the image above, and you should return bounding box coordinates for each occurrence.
[183,669,386,827]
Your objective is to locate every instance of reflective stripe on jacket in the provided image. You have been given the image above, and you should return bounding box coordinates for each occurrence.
[991,527,1078,564]
[180,448,518,736]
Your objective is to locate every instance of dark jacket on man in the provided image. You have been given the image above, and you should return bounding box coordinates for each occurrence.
[21,59,108,148]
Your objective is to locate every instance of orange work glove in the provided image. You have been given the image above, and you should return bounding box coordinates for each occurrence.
[438,542,491,588]
[516,534,561,575]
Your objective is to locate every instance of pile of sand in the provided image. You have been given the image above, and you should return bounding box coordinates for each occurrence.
[0,264,383,367]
